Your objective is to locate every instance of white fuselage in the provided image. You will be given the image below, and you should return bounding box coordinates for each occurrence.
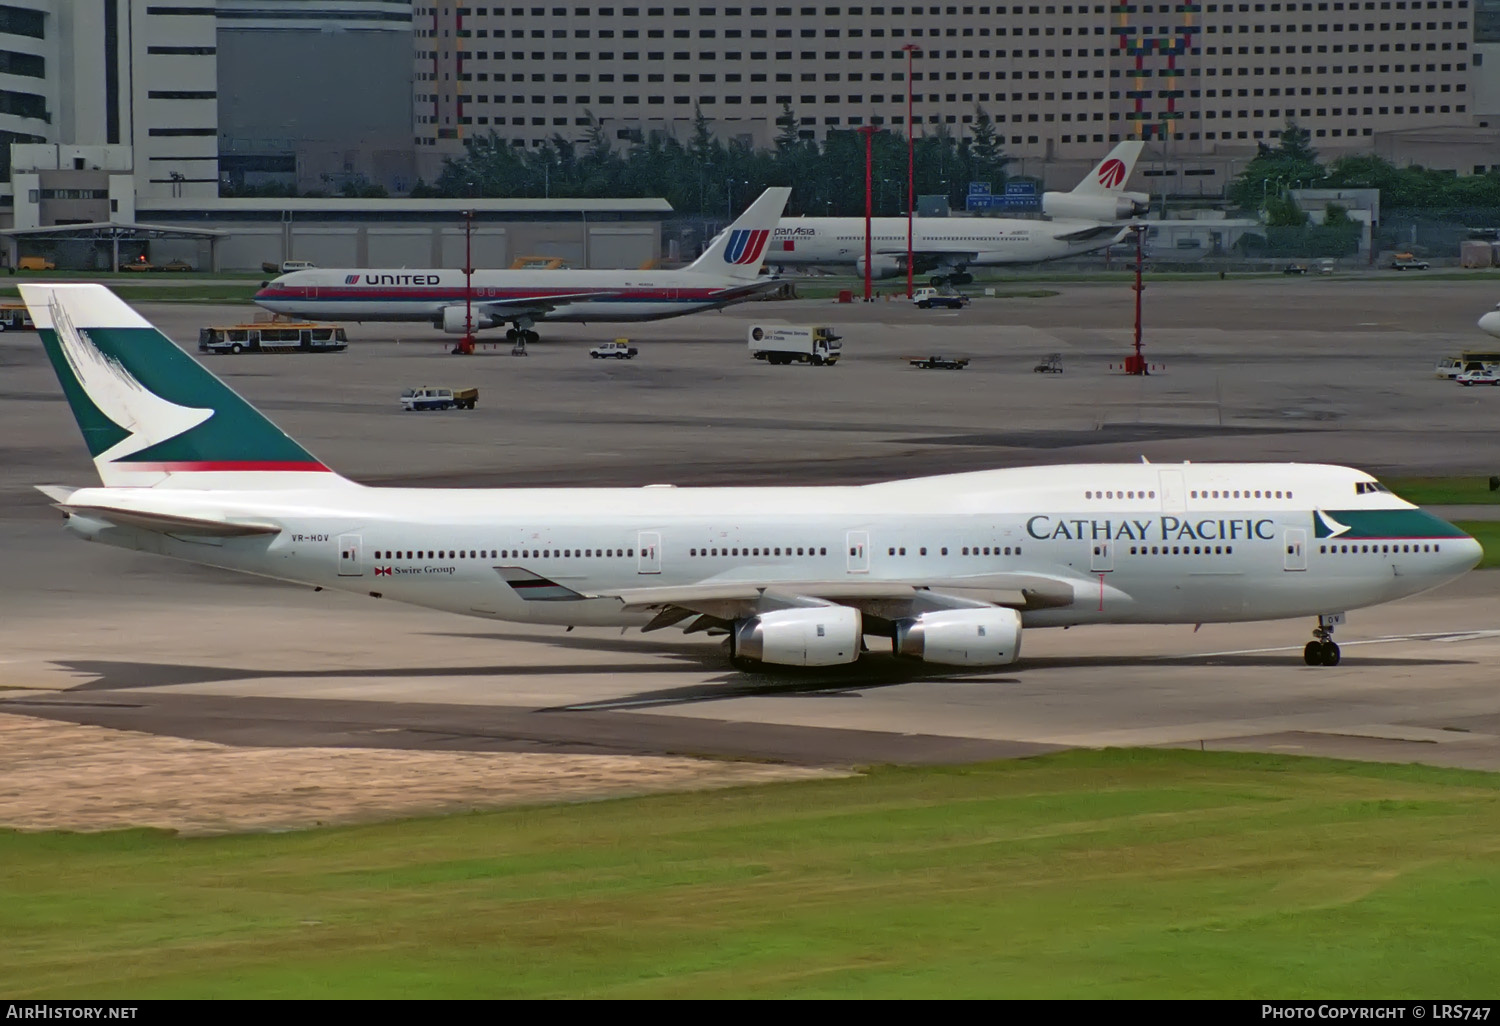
[253,268,765,325]
[770,216,1125,270]
[59,463,1481,632]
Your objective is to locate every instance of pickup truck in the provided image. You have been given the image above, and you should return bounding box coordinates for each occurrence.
[912,287,969,310]
[590,340,638,359]
[910,355,970,370]
[1389,254,1430,270]
[400,386,478,411]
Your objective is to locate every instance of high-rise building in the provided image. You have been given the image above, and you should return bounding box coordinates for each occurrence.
[216,1,416,194]
[413,2,1479,180]
[1,1,219,222]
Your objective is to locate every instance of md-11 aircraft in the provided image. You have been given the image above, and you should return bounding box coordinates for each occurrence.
[769,141,1148,286]
[25,283,1481,671]
[252,187,791,346]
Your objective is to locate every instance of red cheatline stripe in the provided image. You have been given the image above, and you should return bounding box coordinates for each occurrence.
[115,461,334,472]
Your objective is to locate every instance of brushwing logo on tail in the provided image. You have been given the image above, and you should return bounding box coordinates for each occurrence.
[48,294,213,463]
[1097,158,1127,189]
[724,229,770,266]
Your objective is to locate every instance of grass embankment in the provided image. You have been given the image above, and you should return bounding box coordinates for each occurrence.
[4,749,1500,998]
[0,284,257,304]
[1387,476,1500,508]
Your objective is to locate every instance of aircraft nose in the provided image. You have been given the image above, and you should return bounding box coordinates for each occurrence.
[1478,311,1500,338]
[1449,532,1486,573]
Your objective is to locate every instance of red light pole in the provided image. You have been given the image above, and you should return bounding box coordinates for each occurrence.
[857,125,878,302]
[454,207,476,355]
[902,43,920,299]
[1125,224,1147,375]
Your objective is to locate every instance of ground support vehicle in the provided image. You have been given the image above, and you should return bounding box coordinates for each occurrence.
[198,323,349,355]
[400,387,479,410]
[748,324,842,365]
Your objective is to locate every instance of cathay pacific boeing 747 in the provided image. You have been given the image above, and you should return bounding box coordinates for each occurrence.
[25,284,1481,670]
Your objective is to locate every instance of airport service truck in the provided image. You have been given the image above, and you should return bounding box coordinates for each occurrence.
[747,324,843,366]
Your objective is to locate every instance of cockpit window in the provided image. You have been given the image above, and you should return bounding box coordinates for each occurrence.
[1355,481,1391,495]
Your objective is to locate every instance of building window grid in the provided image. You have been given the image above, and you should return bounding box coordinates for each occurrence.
[417,7,1472,150]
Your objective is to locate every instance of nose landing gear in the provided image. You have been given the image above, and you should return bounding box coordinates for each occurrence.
[1303,613,1344,666]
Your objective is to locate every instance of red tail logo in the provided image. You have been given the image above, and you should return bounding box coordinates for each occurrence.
[1097,158,1127,189]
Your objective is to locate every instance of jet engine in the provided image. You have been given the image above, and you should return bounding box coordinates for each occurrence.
[731,606,862,667]
[1041,191,1150,222]
[893,607,1021,666]
[854,255,904,279]
[440,305,501,333]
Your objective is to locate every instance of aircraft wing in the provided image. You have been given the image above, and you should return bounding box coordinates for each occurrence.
[706,278,788,303]
[1051,223,1133,243]
[470,291,622,318]
[872,248,979,263]
[601,573,1080,630]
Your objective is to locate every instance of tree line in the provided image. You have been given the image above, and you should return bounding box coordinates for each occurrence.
[1229,121,1500,214]
[409,106,1011,218]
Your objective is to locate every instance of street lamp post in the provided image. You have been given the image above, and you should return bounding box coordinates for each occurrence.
[455,207,476,355]
[857,125,879,302]
[903,43,920,299]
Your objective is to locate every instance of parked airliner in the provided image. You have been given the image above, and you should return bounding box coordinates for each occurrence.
[770,142,1148,285]
[253,187,791,345]
[25,283,1481,671]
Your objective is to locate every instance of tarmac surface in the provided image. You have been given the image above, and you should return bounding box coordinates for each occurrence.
[3,274,1500,791]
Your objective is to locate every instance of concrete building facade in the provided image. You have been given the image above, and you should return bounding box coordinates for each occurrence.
[216,1,417,195]
[0,1,220,214]
[413,1,1483,179]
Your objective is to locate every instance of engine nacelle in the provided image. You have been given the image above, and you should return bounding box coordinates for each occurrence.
[894,607,1021,667]
[1041,191,1150,222]
[732,606,862,667]
[440,305,500,333]
[854,255,904,279]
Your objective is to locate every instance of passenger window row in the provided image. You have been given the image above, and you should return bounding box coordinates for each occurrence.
[1127,544,1235,555]
[689,546,828,556]
[372,548,636,559]
[1189,488,1294,499]
[1084,489,1155,499]
[884,545,1024,556]
[1320,542,1440,554]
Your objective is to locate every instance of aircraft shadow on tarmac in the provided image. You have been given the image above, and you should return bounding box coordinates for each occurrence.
[35,648,1467,697]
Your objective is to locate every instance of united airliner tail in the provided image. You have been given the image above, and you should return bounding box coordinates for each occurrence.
[21,284,356,491]
[1072,140,1145,195]
[688,186,793,279]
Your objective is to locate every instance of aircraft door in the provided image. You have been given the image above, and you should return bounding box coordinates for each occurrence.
[1283,528,1307,571]
[637,531,661,574]
[846,530,870,574]
[337,533,363,577]
[1158,470,1186,513]
[1090,539,1114,572]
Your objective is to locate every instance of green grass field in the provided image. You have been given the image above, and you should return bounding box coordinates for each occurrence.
[4,749,1500,998]
[1386,476,1500,507]
[0,284,259,305]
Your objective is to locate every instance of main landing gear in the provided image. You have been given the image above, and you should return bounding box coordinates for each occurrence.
[930,271,975,287]
[1303,613,1344,666]
[505,319,539,356]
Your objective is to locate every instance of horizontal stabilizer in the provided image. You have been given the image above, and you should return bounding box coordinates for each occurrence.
[56,503,282,537]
